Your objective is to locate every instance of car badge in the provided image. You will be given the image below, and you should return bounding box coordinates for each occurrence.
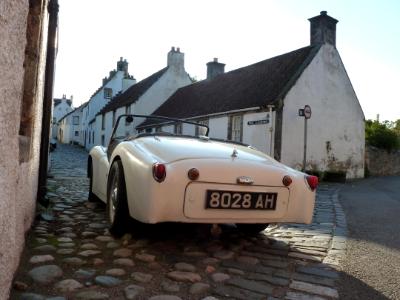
[237,176,254,185]
[231,149,238,158]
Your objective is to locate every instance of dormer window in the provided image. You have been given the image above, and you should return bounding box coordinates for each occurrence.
[104,88,113,99]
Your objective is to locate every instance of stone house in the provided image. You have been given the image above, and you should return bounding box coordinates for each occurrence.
[140,12,365,179]
[51,94,73,138]
[0,0,59,298]
[91,47,192,147]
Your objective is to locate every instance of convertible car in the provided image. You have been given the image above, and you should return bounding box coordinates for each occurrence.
[88,114,318,236]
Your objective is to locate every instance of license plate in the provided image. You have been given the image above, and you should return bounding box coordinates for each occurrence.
[205,190,277,210]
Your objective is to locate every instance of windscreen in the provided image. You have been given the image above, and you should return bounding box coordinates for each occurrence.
[111,114,209,141]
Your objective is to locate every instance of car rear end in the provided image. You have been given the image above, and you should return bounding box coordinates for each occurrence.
[127,137,317,225]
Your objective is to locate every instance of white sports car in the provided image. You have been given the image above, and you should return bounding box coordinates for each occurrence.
[88,114,318,236]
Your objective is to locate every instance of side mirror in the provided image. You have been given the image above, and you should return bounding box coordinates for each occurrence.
[126,115,133,123]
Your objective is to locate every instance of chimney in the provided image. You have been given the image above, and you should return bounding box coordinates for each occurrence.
[117,57,129,74]
[206,58,225,80]
[308,11,338,46]
[167,46,185,71]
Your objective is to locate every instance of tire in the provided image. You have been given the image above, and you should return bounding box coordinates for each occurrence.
[107,160,130,237]
[236,223,269,235]
[88,159,100,202]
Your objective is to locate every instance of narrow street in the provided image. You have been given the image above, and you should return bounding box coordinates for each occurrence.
[11,144,345,300]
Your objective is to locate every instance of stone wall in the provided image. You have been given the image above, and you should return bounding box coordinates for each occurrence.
[365,145,400,176]
[0,0,49,298]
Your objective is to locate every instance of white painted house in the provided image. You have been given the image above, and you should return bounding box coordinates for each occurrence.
[91,47,192,147]
[81,57,136,150]
[58,102,87,145]
[51,94,73,138]
[140,12,365,179]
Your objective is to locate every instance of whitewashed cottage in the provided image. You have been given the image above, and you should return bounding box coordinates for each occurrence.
[91,47,192,147]
[81,57,136,150]
[140,12,365,179]
[51,94,73,138]
[58,102,87,145]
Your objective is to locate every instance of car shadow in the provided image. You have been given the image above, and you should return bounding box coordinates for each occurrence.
[337,270,392,300]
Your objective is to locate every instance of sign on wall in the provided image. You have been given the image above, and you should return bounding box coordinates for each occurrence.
[247,119,269,125]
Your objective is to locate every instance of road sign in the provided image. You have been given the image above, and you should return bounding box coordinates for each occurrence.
[304,105,312,119]
[247,119,269,125]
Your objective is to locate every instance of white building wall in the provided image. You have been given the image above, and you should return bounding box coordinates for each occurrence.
[280,44,365,178]
[69,110,82,145]
[81,105,89,147]
[208,116,229,139]
[133,67,191,128]
[242,112,275,155]
[94,116,103,146]
[86,71,124,125]
[53,100,72,120]
[52,99,73,138]
[104,112,114,145]
[163,125,174,133]
[182,122,195,136]
[83,70,135,151]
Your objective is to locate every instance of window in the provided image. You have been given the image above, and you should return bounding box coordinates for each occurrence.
[101,135,105,146]
[73,116,79,125]
[229,115,243,142]
[145,128,152,133]
[52,117,57,124]
[155,127,162,133]
[112,110,116,127]
[125,105,131,125]
[104,87,113,99]
[101,114,105,130]
[92,131,94,144]
[174,123,182,135]
[195,119,209,136]
[74,131,79,137]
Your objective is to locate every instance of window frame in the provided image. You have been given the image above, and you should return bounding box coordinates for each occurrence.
[72,116,79,125]
[104,87,113,99]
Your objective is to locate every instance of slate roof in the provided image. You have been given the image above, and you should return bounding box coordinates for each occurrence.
[139,45,320,127]
[58,102,87,122]
[54,98,72,107]
[97,67,168,115]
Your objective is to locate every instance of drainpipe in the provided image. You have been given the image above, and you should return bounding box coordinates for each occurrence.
[267,105,274,156]
[37,0,59,205]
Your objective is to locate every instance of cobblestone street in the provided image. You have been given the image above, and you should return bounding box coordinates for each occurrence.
[10,144,347,300]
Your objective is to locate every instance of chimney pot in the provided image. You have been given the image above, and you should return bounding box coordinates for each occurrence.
[213,58,218,62]
[320,11,327,15]
[177,47,180,52]
[171,46,175,51]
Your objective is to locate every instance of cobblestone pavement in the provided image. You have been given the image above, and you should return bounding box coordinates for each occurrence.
[10,144,347,300]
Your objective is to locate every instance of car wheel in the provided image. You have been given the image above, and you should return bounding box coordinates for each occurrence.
[236,223,269,235]
[107,160,130,236]
[88,159,100,202]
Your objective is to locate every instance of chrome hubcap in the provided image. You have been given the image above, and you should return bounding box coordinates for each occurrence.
[109,180,118,224]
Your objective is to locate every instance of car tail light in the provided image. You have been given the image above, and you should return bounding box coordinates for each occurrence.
[282,175,292,186]
[153,163,166,182]
[188,168,199,180]
[305,175,319,191]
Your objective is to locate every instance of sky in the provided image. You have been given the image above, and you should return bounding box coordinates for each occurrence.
[54,0,400,122]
